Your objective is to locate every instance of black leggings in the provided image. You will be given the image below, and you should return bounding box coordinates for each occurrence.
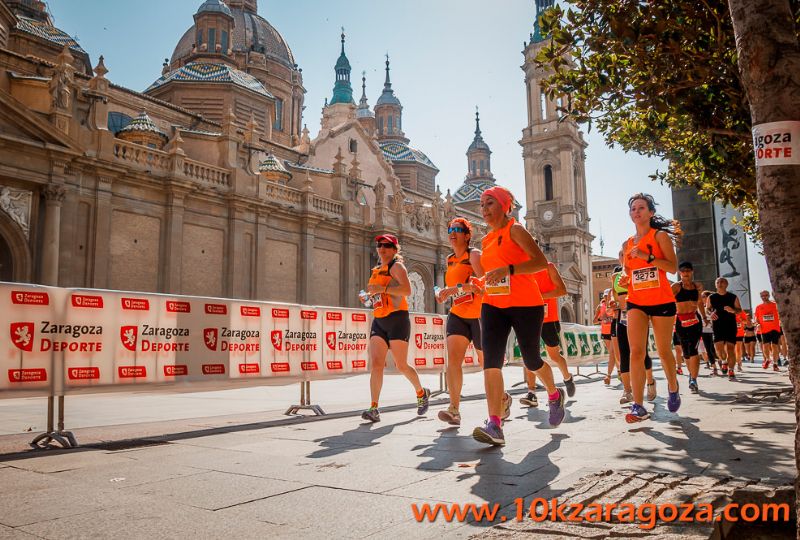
[481,304,544,371]
[701,332,716,363]
[616,320,652,374]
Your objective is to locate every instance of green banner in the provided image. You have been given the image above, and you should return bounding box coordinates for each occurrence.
[564,332,579,357]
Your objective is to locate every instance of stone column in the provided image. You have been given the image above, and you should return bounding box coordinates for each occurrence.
[163,189,185,294]
[40,184,66,286]
[91,176,113,288]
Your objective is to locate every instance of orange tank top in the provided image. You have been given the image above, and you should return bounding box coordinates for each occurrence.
[368,257,409,318]
[755,302,781,333]
[599,301,613,334]
[736,311,747,337]
[480,218,543,308]
[623,228,675,306]
[445,249,483,319]
[532,263,559,322]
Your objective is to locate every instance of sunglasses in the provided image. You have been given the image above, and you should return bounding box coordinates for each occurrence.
[376,242,396,249]
[448,227,468,234]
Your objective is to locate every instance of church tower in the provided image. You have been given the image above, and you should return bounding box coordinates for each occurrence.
[374,56,408,143]
[520,0,594,324]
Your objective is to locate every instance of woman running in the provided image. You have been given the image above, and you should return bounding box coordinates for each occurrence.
[436,218,487,426]
[620,193,681,422]
[700,291,719,374]
[361,234,429,422]
[595,291,618,386]
[521,261,576,407]
[735,310,747,371]
[671,261,705,393]
[706,277,742,381]
[611,265,657,405]
[743,311,757,364]
[472,186,565,446]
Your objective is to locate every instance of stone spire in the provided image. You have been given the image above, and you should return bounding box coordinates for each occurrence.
[374,55,405,141]
[532,0,555,43]
[466,106,493,182]
[356,71,373,118]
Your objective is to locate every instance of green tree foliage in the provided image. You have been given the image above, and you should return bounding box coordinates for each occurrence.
[535,0,799,237]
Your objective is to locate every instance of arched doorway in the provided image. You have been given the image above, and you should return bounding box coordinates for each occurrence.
[560,306,572,323]
[0,233,12,281]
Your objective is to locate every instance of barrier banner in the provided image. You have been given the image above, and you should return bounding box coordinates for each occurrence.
[1,285,61,394]
[409,314,446,371]
[320,307,370,376]
[262,304,320,379]
[461,340,482,373]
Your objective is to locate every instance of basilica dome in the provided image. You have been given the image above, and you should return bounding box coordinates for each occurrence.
[171,4,296,68]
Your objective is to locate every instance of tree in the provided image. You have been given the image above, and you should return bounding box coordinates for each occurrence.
[535,0,800,530]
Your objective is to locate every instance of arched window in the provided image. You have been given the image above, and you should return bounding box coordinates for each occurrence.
[540,91,547,120]
[544,165,554,200]
[221,30,229,53]
[378,117,383,134]
[388,115,393,133]
[472,160,476,174]
[197,30,203,47]
[107,112,132,134]
[209,28,217,52]
[480,160,484,174]
[349,138,357,153]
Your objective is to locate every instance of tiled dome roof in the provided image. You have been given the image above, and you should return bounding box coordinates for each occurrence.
[379,141,438,171]
[172,8,295,68]
[197,0,232,17]
[258,153,288,173]
[145,62,274,98]
[118,111,167,140]
[453,179,521,209]
[15,15,86,54]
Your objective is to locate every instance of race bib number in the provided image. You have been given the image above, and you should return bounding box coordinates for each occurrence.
[452,290,475,306]
[763,314,775,322]
[680,315,700,327]
[486,275,511,296]
[620,310,628,325]
[631,267,659,290]
[372,294,384,309]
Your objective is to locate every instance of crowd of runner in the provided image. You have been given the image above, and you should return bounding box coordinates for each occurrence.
[359,188,787,446]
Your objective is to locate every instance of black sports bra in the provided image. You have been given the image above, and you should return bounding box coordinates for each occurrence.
[675,283,699,303]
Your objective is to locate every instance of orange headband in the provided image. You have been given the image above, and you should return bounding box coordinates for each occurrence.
[481,186,513,213]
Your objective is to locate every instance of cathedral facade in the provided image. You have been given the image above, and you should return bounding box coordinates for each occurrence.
[520,2,594,324]
[0,0,483,314]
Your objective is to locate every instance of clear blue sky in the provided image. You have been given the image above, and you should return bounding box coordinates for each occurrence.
[47,0,771,304]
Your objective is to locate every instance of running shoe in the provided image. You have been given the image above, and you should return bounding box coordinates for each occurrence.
[721,363,728,373]
[625,403,651,423]
[416,388,431,415]
[619,390,633,404]
[647,382,657,402]
[728,369,735,381]
[667,388,681,412]
[676,366,684,375]
[688,378,698,393]
[472,420,505,446]
[438,407,461,426]
[712,365,718,376]
[548,388,566,426]
[501,392,512,421]
[762,360,770,369]
[773,364,780,372]
[564,377,576,398]
[361,407,380,423]
[520,392,538,407]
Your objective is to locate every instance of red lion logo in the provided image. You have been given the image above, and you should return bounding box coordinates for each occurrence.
[120,326,138,351]
[10,322,34,352]
[415,333,423,349]
[271,330,283,351]
[203,328,218,351]
[325,332,336,350]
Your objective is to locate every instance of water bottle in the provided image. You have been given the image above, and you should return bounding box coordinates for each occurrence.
[434,286,443,303]
[358,290,372,308]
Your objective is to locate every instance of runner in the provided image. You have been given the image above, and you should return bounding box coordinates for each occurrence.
[735,309,747,371]
[620,193,681,423]
[360,234,429,422]
[755,290,781,372]
[472,185,565,446]
[700,291,719,374]
[594,290,618,385]
[673,324,685,375]
[706,277,742,381]
[611,264,657,405]
[521,260,576,407]
[671,261,705,393]
[435,218,491,426]
[743,311,757,365]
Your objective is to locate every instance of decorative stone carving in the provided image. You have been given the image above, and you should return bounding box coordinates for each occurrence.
[443,189,456,222]
[50,46,75,111]
[408,271,426,313]
[373,177,385,207]
[0,187,32,238]
[42,184,66,203]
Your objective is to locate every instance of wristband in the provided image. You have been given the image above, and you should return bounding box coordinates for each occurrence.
[508,264,515,276]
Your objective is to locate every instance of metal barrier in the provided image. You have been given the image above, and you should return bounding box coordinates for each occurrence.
[1,282,620,449]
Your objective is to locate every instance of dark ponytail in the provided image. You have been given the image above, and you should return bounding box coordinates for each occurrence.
[628,193,682,243]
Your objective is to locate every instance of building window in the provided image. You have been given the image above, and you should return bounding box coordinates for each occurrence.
[274,98,283,131]
[544,165,553,201]
[472,160,476,174]
[197,29,203,47]
[378,117,383,134]
[209,28,216,52]
[107,112,132,134]
[388,115,393,134]
[349,138,357,153]
[540,91,547,120]
[480,160,484,174]
[221,30,229,53]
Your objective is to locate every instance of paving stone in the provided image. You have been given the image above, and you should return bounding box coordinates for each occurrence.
[0,524,39,539]
[0,448,134,474]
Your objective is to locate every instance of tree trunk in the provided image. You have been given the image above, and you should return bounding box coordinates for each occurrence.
[727,0,800,534]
